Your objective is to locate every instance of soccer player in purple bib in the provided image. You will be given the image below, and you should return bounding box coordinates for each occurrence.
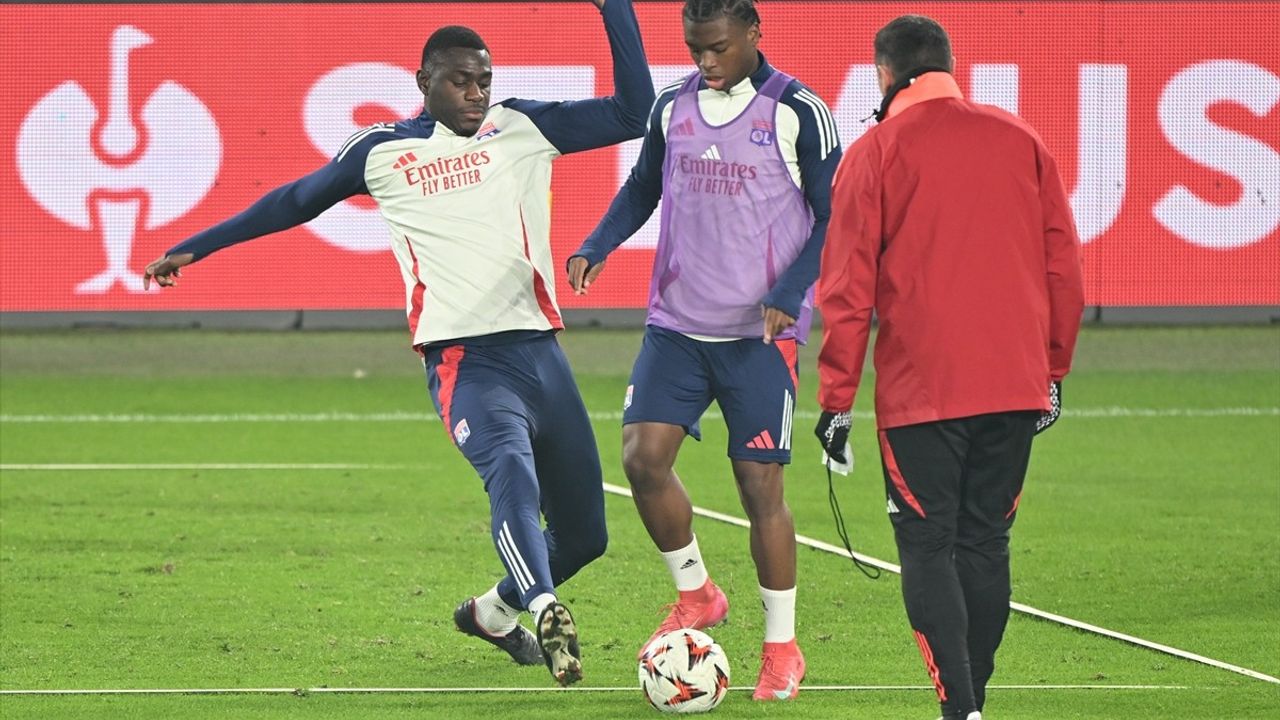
[142,0,652,687]
[568,0,840,701]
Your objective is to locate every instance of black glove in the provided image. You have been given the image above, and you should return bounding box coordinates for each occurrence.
[1036,381,1062,434]
[815,411,852,464]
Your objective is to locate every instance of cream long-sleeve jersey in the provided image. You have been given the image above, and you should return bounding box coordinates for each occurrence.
[168,0,652,347]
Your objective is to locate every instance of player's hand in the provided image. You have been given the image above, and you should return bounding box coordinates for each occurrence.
[143,253,195,290]
[815,410,853,471]
[761,306,796,344]
[1035,381,1062,434]
[589,0,606,8]
[567,255,605,295]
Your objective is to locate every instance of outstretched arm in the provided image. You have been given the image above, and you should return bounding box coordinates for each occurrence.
[507,0,654,154]
[567,87,672,293]
[144,138,371,288]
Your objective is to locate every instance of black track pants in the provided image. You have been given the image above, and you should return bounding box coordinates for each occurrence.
[878,411,1038,718]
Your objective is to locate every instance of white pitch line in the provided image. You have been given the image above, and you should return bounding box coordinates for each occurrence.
[598,483,1280,686]
[1006,602,1280,685]
[0,412,439,424]
[0,467,1274,688]
[0,684,1191,696]
[0,688,298,696]
[0,407,1276,424]
[1060,407,1279,418]
[308,684,1191,693]
[0,464,404,471]
[803,684,1191,691]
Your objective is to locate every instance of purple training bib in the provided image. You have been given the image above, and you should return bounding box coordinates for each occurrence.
[647,70,815,342]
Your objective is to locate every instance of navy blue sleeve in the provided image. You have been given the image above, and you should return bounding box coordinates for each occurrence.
[502,0,653,154]
[762,82,843,319]
[571,88,676,266]
[166,132,374,260]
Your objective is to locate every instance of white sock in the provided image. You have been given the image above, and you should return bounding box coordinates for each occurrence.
[527,592,557,621]
[760,585,796,643]
[661,535,710,592]
[473,585,519,635]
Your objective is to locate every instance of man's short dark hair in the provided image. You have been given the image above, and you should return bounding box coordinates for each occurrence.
[683,0,760,26]
[421,25,489,69]
[874,15,952,77]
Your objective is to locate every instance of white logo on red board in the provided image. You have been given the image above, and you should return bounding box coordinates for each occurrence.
[16,25,221,294]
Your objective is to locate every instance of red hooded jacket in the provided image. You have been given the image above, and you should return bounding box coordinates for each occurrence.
[817,72,1084,428]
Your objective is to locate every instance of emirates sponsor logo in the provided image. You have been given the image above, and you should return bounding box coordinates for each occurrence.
[678,153,758,180]
[402,150,492,195]
[677,152,757,197]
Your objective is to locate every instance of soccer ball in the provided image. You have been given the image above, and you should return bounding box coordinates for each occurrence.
[638,628,731,713]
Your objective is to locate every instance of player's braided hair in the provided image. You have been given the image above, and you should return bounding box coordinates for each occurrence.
[682,0,760,27]
[421,26,489,69]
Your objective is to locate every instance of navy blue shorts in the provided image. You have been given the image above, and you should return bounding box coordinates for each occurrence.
[623,325,799,464]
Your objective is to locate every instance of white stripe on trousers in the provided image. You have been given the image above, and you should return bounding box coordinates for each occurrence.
[496,532,528,593]
[498,521,536,594]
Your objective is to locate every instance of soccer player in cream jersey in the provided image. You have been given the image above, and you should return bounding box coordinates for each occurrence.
[143,0,653,686]
[568,0,840,701]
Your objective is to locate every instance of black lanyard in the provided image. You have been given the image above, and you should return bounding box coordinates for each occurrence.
[865,66,953,123]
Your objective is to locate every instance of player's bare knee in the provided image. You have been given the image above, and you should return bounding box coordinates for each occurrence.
[732,465,784,506]
[744,497,793,527]
[622,446,672,490]
[736,481,790,524]
[622,424,683,485]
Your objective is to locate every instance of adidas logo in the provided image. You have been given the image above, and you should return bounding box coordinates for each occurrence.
[701,144,722,161]
[887,496,900,514]
[392,151,418,170]
[679,559,699,570]
[745,429,775,450]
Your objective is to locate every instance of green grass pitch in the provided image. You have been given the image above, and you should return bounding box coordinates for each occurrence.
[1,326,1277,718]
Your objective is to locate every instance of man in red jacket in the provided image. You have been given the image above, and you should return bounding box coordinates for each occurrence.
[813,15,1084,720]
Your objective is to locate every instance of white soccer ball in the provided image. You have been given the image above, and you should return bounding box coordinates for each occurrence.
[638,628,731,713]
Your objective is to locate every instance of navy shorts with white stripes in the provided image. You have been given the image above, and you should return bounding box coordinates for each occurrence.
[623,325,799,464]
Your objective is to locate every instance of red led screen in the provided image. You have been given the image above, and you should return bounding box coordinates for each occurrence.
[3,2,1277,311]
